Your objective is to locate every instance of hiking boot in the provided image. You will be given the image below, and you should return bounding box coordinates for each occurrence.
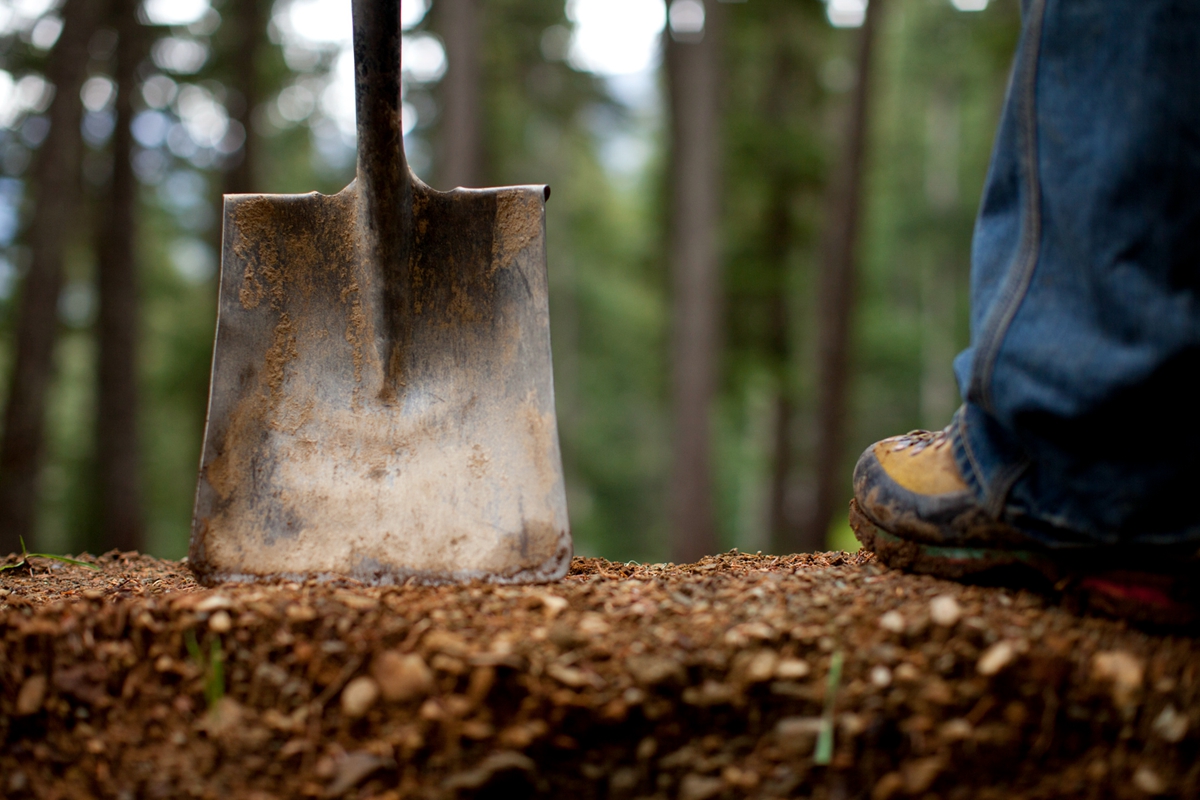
[850,427,1200,628]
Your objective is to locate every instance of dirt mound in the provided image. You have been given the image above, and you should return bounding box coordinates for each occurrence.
[1,550,1197,799]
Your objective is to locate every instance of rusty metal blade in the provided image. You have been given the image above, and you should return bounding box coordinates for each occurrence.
[187,0,570,585]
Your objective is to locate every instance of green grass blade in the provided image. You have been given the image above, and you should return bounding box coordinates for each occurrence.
[814,650,844,766]
[26,553,101,570]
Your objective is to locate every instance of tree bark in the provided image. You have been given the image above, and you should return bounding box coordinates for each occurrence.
[765,182,798,553]
[434,0,483,189]
[665,2,724,563]
[0,0,103,555]
[806,0,882,550]
[222,0,266,196]
[95,0,148,552]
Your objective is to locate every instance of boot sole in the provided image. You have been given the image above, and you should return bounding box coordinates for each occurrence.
[849,500,1199,628]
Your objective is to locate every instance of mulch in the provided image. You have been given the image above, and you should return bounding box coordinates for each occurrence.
[0,549,1197,799]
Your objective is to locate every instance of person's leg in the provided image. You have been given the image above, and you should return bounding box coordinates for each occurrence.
[956,0,1200,544]
[852,0,1200,623]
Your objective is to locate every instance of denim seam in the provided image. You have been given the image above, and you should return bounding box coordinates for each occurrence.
[954,408,987,498]
[968,0,1047,416]
[954,405,1029,519]
[988,460,1029,520]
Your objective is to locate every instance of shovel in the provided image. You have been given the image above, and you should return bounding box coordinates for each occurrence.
[189,0,571,585]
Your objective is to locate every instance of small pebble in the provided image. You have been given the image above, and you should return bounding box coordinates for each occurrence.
[929,595,962,627]
[775,658,810,680]
[208,610,232,633]
[977,641,1016,676]
[879,611,905,634]
[1092,651,1144,706]
[1151,705,1188,743]
[15,675,47,716]
[1132,765,1166,795]
[870,665,892,687]
[371,652,433,702]
[195,594,233,613]
[341,676,380,719]
[743,650,778,684]
[539,593,569,618]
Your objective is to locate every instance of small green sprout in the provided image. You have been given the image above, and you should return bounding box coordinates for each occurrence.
[814,650,844,766]
[185,629,226,709]
[0,537,101,573]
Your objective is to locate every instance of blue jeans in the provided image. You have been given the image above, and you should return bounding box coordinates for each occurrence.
[951,0,1200,547]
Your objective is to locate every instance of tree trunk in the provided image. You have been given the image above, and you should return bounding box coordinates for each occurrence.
[765,182,798,553]
[759,32,804,554]
[95,0,148,552]
[0,0,103,555]
[223,0,266,196]
[806,0,882,551]
[434,0,483,189]
[665,2,723,563]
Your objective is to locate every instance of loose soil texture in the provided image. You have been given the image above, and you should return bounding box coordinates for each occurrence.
[1,550,1197,799]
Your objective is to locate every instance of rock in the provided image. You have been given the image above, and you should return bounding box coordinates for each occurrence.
[208,610,232,634]
[577,613,610,636]
[1151,704,1188,743]
[371,652,433,702]
[679,773,723,800]
[442,752,534,791]
[15,674,47,716]
[902,757,944,794]
[537,593,569,618]
[939,718,973,742]
[331,590,378,611]
[610,767,639,792]
[199,697,244,739]
[871,772,904,800]
[839,712,867,737]
[723,621,776,646]
[340,676,379,719]
[1132,765,1167,795]
[682,680,736,707]
[775,716,823,756]
[775,658,810,680]
[627,654,683,685]
[870,665,892,687]
[6,771,29,794]
[1092,651,1144,707]
[423,630,469,658]
[325,752,393,797]
[740,649,779,684]
[977,641,1017,676]
[929,595,962,627]
[195,594,233,613]
[547,663,598,689]
[879,611,905,634]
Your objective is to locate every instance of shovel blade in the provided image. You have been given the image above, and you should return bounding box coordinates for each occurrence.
[189,182,571,584]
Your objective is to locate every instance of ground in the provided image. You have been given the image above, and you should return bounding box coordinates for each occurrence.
[0,550,1196,799]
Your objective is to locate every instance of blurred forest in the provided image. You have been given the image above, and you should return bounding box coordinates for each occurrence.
[0,0,1020,561]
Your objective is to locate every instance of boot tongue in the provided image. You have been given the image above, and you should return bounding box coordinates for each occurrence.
[874,435,968,495]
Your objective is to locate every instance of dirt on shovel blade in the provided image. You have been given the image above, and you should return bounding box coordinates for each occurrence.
[0,549,1197,799]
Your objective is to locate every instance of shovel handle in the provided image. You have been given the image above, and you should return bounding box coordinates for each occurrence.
[353,0,411,233]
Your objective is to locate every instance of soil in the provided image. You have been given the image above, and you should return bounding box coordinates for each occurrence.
[1,549,1197,800]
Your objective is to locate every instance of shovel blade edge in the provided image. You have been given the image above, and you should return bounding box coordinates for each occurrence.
[189,182,571,585]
